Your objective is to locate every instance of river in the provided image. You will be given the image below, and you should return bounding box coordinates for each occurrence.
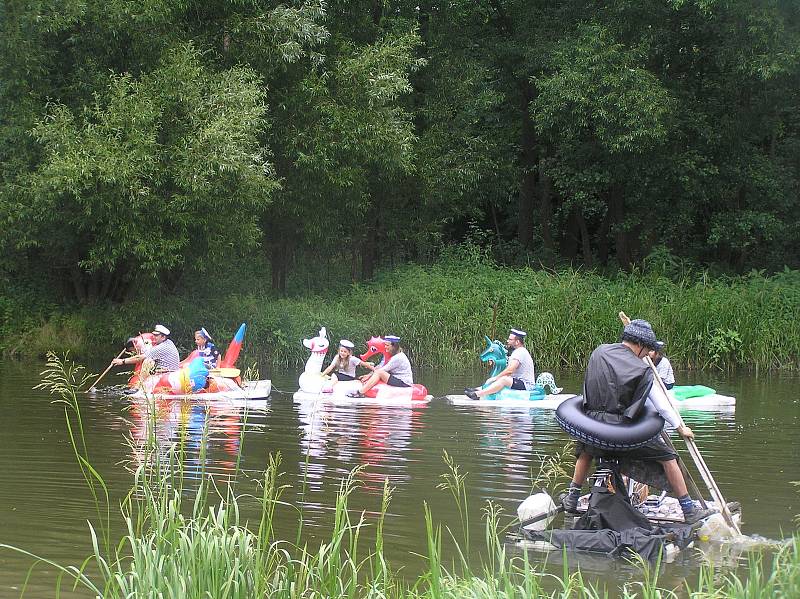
[0,359,798,596]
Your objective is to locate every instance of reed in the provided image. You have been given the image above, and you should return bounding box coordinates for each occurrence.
[7,254,799,372]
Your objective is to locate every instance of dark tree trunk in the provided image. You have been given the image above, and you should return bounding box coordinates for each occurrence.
[576,210,593,268]
[609,185,632,269]
[271,240,288,293]
[537,158,555,253]
[516,86,538,250]
[70,267,86,304]
[560,209,580,261]
[597,206,610,265]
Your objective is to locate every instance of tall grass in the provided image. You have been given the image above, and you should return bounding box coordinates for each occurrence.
[3,355,798,598]
[5,253,799,371]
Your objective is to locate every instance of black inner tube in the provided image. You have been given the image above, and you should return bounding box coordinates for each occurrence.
[555,395,664,450]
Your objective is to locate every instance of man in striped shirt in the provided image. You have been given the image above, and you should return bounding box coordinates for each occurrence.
[113,324,180,372]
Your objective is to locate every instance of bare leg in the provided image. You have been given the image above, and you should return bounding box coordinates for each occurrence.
[475,375,513,397]
[572,453,593,486]
[361,370,390,394]
[660,459,688,496]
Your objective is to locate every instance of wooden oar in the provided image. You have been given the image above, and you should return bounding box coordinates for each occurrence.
[619,312,740,533]
[210,367,241,378]
[87,348,126,393]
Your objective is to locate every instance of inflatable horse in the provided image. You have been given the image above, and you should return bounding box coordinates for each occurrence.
[126,324,247,395]
[476,336,562,401]
[297,327,332,394]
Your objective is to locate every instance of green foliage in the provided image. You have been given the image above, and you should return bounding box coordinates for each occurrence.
[4,255,799,372]
[2,0,800,303]
[27,43,274,277]
[534,23,672,154]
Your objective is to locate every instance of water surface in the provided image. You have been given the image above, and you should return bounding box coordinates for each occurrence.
[0,360,797,596]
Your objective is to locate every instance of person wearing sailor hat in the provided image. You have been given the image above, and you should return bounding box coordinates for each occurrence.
[348,334,414,397]
[648,340,675,390]
[194,327,221,369]
[113,324,180,372]
[321,339,371,388]
[465,328,536,400]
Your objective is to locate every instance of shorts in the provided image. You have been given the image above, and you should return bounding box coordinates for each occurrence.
[387,375,411,388]
[335,373,356,381]
[575,433,678,462]
[510,378,526,390]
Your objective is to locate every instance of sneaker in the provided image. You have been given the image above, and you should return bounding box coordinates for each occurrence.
[561,492,579,514]
[683,505,717,524]
[465,389,479,401]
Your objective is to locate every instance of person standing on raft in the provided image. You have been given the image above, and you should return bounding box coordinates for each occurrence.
[348,335,412,397]
[465,328,535,400]
[113,324,180,373]
[561,319,716,524]
[649,340,675,390]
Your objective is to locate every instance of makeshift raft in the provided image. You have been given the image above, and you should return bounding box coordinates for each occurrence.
[512,467,742,562]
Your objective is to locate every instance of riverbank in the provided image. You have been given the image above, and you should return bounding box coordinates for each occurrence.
[2,255,799,370]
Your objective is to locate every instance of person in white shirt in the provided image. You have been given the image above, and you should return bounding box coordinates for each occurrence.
[348,335,413,397]
[465,328,535,400]
[649,341,675,389]
[321,339,371,386]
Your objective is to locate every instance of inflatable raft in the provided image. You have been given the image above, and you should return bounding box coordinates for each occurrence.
[123,323,271,401]
[292,329,432,405]
[128,378,272,402]
[446,392,574,408]
[669,385,736,408]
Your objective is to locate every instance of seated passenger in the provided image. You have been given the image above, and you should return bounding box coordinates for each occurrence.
[465,328,535,400]
[348,335,412,397]
[321,339,372,388]
[194,327,221,370]
[113,324,180,373]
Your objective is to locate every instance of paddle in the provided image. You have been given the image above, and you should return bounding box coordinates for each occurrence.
[87,348,126,393]
[210,367,241,378]
[619,312,740,533]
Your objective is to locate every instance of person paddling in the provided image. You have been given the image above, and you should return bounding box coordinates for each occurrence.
[113,324,180,373]
[561,319,716,524]
[348,335,412,397]
[465,328,535,400]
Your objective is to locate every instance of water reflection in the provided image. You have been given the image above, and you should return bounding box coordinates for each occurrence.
[294,399,428,494]
[127,396,270,485]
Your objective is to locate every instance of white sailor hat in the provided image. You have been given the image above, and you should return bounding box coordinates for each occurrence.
[509,328,527,339]
[152,324,171,336]
[384,335,401,343]
[339,339,354,349]
[199,327,213,341]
